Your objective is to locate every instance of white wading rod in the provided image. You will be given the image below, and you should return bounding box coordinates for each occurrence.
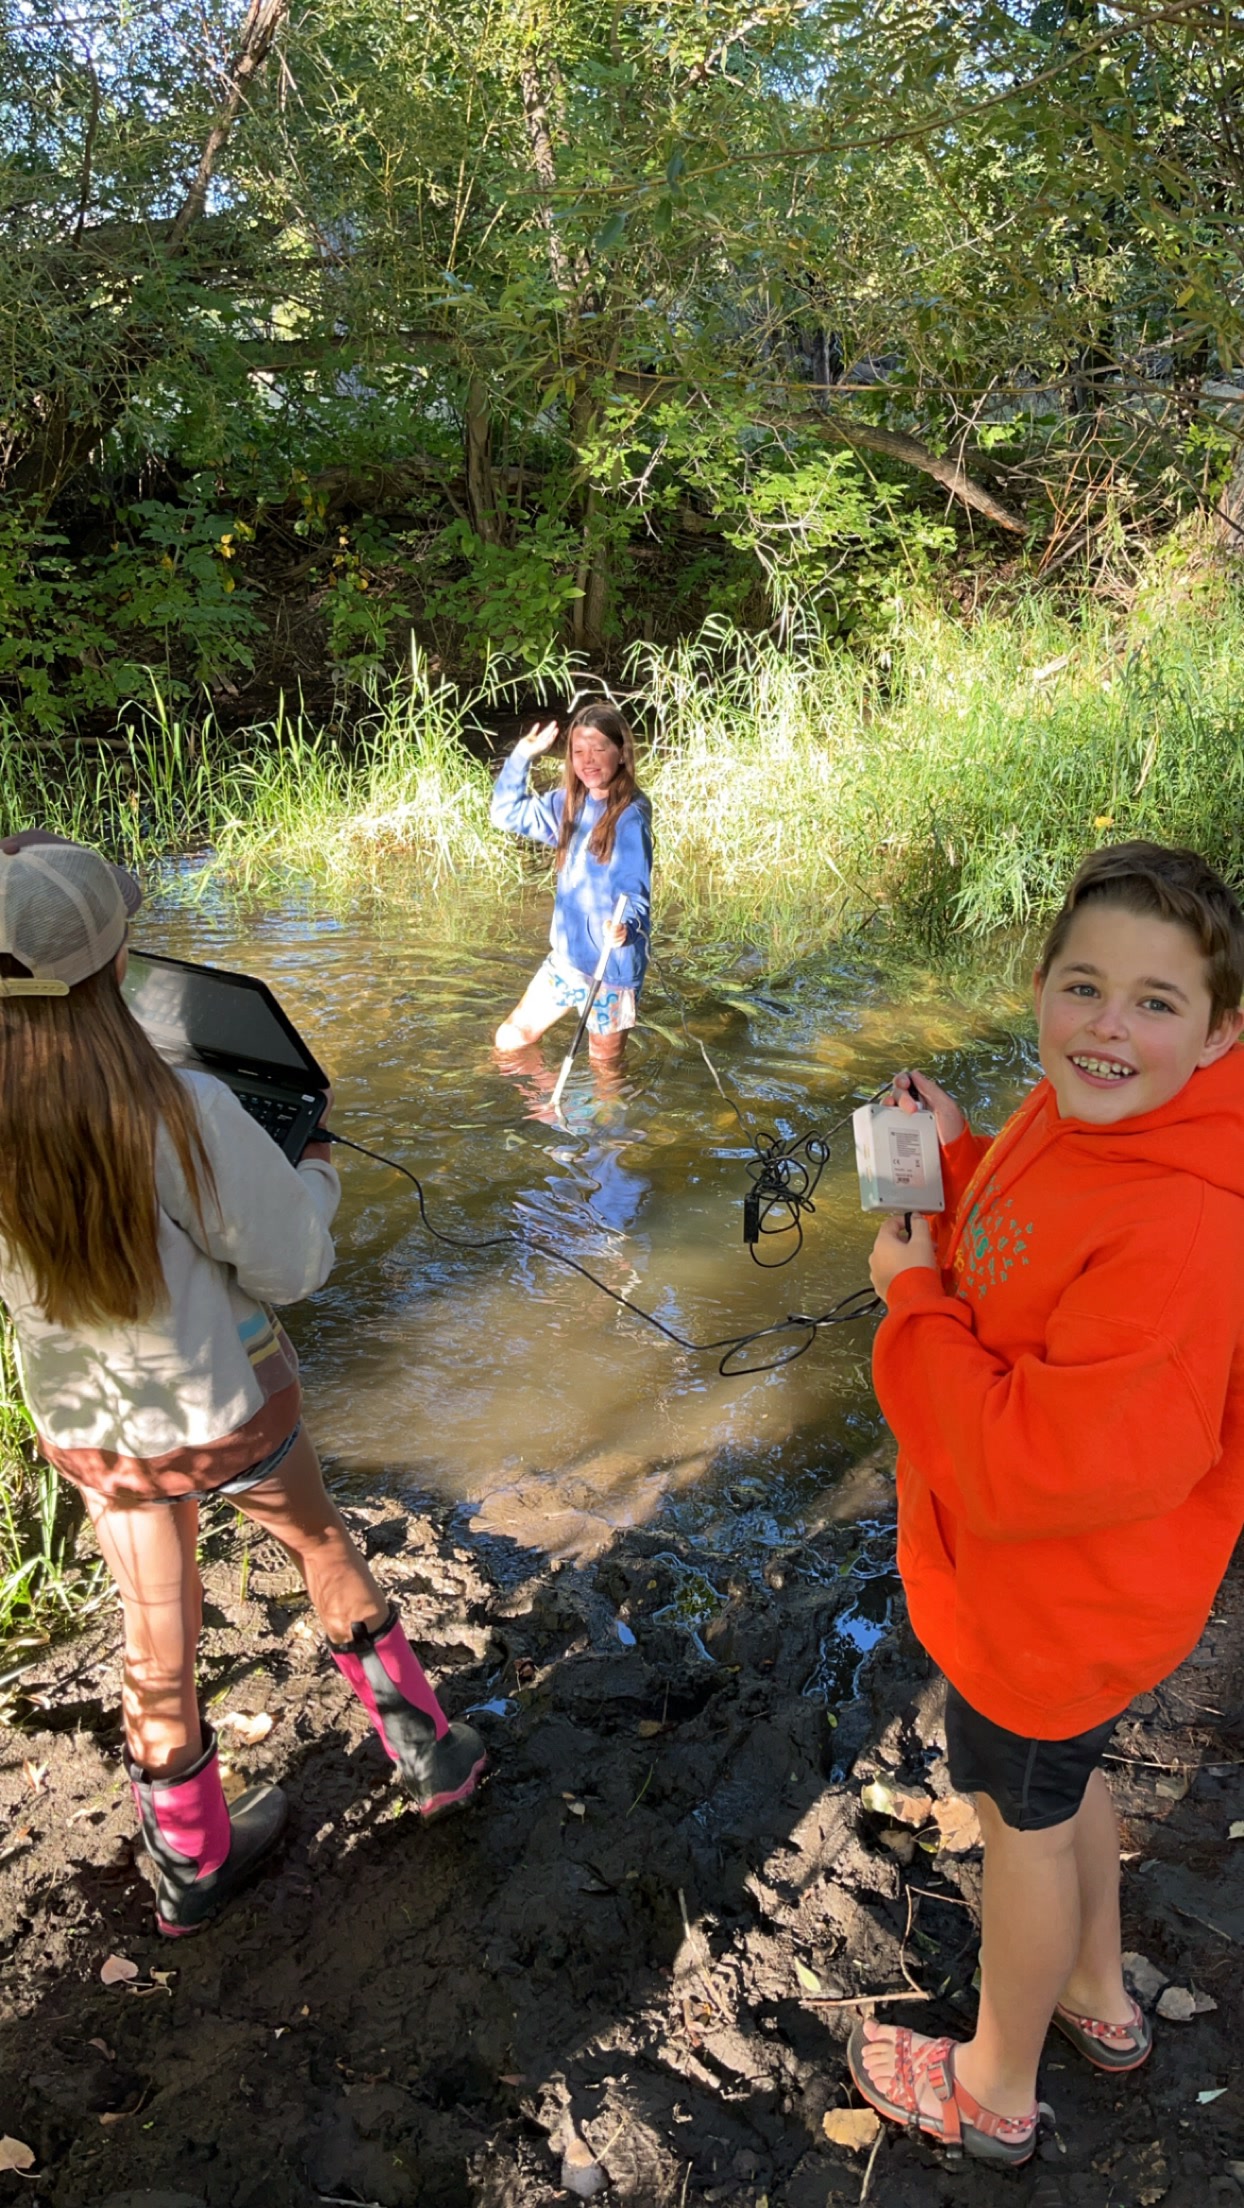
[549,892,630,1117]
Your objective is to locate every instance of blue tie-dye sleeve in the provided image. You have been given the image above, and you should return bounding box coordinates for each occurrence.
[490,750,562,848]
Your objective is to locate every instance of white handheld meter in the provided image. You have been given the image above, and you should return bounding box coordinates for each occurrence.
[852,1100,945,1214]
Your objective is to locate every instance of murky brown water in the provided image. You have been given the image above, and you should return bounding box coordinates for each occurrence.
[143,875,1036,1556]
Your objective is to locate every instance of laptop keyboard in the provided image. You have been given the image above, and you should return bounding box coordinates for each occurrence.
[237,1090,302,1147]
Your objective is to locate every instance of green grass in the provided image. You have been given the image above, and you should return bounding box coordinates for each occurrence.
[0,645,540,895]
[632,563,1244,964]
[2,545,1243,971]
[0,1317,109,1656]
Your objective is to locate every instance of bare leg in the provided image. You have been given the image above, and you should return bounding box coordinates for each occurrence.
[494,969,566,1057]
[587,1029,627,1068]
[858,1784,1114,2125]
[232,1427,387,1643]
[85,1490,203,1778]
[1056,1769,1133,2024]
[953,1793,1082,2115]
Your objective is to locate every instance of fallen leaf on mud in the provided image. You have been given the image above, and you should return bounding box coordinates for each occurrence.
[0,1827,32,1864]
[100,1954,139,1986]
[21,1761,47,1793]
[220,1711,274,1745]
[563,1798,586,1818]
[1157,1985,1218,2021]
[149,1968,176,1987]
[498,2074,525,2087]
[860,1780,932,1826]
[1229,1820,1244,1840]
[822,2109,881,2150]
[0,2140,35,2174]
[636,1720,665,1738]
[931,1796,982,1852]
[1155,1771,1190,1801]
[1123,1951,1169,2005]
[794,1960,823,1994]
[88,2038,115,2061]
[1197,2088,1227,2103]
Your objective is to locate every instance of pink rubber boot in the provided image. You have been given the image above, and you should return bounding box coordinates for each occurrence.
[126,1723,287,1936]
[330,1605,487,1819]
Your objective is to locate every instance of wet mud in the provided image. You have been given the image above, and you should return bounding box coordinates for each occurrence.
[2,1470,1244,2208]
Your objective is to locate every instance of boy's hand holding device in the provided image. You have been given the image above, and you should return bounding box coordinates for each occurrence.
[887,1066,967,1146]
[869,1211,937,1302]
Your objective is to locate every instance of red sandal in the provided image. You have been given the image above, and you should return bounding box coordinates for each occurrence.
[1050,1995,1152,2073]
[847,2019,1039,2167]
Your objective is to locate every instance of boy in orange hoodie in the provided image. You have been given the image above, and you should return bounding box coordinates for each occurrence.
[849,842,1244,2166]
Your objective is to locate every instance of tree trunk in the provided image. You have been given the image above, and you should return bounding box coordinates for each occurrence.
[464,376,503,544]
[519,53,581,298]
[1217,433,1244,554]
[571,489,611,656]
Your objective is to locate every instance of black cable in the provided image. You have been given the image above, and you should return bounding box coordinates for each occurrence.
[642,947,883,1268]
[321,1129,882,1377]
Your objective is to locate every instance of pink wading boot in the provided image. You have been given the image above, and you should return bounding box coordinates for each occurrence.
[330,1605,487,1817]
[127,1723,287,1937]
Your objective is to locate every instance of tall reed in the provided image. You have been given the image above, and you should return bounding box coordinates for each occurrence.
[1,564,1243,963]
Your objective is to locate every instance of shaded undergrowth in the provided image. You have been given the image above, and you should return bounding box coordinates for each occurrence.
[2,557,1243,969]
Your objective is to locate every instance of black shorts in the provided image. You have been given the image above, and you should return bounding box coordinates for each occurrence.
[945,1683,1123,1831]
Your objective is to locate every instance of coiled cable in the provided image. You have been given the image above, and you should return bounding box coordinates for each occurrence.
[322,1129,881,1376]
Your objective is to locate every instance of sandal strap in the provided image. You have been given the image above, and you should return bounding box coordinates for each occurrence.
[1055,1996,1142,2047]
[857,2025,1037,2150]
[925,2043,963,2150]
[943,2052,1038,2144]
[877,2028,955,2130]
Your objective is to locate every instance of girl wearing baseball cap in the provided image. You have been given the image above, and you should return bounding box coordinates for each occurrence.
[0,833,485,1935]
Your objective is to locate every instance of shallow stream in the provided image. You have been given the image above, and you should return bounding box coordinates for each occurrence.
[143,878,1036,1563]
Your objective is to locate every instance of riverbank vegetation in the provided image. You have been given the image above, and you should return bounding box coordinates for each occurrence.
[2,0,1242,734]
[0,1321,107,1657]
[3,550,1242,965]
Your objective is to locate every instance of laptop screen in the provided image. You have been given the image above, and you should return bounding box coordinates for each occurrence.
[123,950,328,1087]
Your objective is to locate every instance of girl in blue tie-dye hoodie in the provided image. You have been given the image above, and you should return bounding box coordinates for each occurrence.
[490,699,653,1071]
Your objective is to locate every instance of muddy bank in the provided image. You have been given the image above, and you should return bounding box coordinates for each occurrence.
[2,1469,1244,2208]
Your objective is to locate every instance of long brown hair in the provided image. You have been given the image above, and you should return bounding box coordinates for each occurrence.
[0,955,216,1326]
[555,701,641,870]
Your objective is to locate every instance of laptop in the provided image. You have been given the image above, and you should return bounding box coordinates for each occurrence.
[123,948,330,1163]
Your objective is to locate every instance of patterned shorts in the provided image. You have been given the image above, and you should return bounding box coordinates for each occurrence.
[531,954,638,1036]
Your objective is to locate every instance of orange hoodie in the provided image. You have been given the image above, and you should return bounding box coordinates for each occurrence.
[872,1047,1244,1737]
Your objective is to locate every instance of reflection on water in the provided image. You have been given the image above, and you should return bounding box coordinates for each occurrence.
[141,877,1037,1554]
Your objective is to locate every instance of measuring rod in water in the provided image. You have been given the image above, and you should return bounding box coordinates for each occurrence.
[549,892,630,1116]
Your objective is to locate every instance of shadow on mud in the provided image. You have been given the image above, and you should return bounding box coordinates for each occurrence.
[3,1472,1244,2208]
